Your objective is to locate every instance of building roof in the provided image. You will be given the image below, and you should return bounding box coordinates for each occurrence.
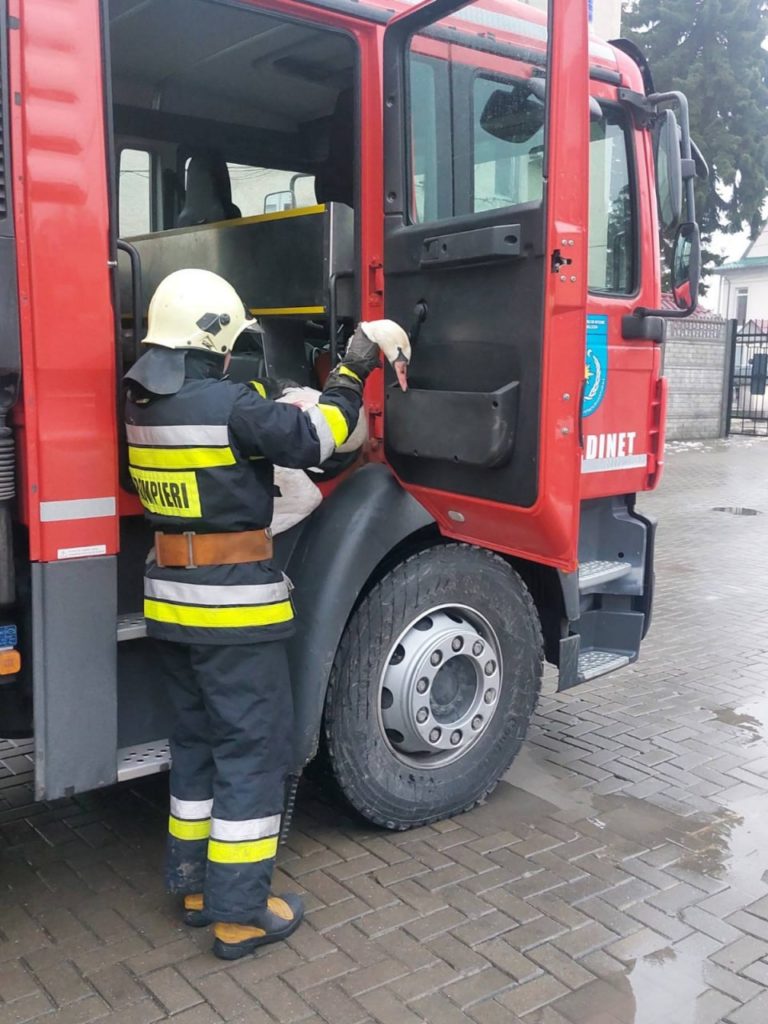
[712,223,768,274]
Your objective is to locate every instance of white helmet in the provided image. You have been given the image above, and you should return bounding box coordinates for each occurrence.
[143,269,254,355]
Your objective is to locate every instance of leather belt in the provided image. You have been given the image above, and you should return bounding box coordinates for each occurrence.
[154,529,273,568]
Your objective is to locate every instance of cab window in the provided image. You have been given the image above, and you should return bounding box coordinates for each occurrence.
[119,148,152,236]
[588,107,635,294]
[473,76,544,212]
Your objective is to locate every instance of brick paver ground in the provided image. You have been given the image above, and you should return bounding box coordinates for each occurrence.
[3,438,768,1024]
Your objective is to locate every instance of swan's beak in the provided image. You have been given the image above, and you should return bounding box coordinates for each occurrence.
[393,350,409,392]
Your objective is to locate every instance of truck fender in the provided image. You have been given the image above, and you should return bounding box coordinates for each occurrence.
[284,463,433,769]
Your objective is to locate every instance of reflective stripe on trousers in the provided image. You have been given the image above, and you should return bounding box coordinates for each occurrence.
[157,639,292,921]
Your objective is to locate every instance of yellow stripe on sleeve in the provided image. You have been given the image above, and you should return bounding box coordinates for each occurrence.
[316,403,350,447]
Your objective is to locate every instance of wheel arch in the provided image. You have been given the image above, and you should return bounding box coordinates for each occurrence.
[284,463,434,770]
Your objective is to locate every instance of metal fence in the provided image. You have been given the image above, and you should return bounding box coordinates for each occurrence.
[728,320,768,436]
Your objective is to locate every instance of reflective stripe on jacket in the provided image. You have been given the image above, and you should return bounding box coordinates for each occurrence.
[125,353,361,644]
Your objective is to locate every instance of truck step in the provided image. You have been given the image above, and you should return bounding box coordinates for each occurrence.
[578,560,632,590]
[117,741,170,781]
[578,649,630,682]
[117,614,147,642]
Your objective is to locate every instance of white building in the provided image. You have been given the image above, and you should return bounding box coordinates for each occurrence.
[712,227,768,323]
[522,0,622,39]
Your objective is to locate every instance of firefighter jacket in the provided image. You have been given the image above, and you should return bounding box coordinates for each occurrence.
[125,353,362,645]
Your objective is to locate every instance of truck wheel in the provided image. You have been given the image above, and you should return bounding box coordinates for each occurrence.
[324,544,543,829]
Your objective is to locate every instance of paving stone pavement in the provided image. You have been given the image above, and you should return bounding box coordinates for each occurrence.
[2,437,768,1024]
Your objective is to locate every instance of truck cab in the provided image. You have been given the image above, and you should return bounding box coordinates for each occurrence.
[0,0,701,827]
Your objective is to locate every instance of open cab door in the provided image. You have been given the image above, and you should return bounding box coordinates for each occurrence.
[382,0,589,571]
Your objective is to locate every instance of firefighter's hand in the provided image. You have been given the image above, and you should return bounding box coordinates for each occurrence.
[339,323,381,382]
[336,320,411,391]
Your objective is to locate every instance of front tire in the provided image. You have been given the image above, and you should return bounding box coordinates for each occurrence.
[324,544,543,829]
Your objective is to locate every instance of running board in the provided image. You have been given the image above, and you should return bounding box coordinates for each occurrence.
[578,560,632,591]
[557,633,634,691]
[117,741,170,781]
[117,613,147,642]
[577,649,630,682]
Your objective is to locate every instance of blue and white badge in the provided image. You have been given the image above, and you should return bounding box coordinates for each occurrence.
[583,315,608,418]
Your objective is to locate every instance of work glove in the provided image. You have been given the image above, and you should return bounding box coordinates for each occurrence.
[326,320,411,392]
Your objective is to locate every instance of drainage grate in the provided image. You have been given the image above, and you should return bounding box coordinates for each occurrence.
[712,507,761,516]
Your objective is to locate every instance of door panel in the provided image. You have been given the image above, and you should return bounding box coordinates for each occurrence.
[382,0,589,567]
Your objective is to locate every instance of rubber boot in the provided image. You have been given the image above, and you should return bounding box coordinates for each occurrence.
[183,893,209,928]
[212,894,304,960]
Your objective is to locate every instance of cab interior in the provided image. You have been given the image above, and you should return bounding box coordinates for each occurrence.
[108,0,359,392]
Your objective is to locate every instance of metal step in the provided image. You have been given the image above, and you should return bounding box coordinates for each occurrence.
[117,741,170,781]
[578,560,632,590]
[117,614,147,642]
[578,649,630,682]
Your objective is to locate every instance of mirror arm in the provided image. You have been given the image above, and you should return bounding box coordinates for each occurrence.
[617,87,654,127]
[648,90,697,219]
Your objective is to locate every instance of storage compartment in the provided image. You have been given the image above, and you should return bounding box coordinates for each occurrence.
[386,380,518,467]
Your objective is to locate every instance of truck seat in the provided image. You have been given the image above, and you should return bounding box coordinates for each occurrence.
[177,151,241,227]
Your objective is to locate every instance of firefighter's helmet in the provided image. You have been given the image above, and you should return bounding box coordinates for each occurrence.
[125,270,255,396]
[143,269,255,355]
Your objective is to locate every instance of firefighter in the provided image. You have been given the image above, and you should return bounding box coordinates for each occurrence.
[124,268,409,960]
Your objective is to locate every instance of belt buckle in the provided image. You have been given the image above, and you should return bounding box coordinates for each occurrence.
[183,531,197,569]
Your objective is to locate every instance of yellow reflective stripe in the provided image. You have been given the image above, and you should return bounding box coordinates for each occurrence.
[249,380,267,398]
[129,445,236,470]
[169,815,211,841]
[317,403,349,446]
[208,836,279,864]
[338,365,362,383]
[130,468,202,518]
[144,599,294,629]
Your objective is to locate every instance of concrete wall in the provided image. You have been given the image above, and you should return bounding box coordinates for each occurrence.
[662,318,732,440]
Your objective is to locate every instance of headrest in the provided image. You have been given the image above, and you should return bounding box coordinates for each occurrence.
[177,151,240,227]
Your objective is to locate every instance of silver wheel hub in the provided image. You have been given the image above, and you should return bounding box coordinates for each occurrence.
[379,607,502,767]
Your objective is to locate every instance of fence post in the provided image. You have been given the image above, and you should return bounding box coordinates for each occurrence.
[723,318,737,438]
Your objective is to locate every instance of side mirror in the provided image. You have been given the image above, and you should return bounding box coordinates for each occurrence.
[671,221,700,313]
[653,109,683,232]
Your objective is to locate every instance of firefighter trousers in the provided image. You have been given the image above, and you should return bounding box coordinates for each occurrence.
[154,639,292,923]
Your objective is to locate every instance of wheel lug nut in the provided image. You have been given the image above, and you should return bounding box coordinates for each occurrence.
[473,641,484,656]
[416,707,428,724]
[484,688,496,704]
[452,636,464,652]
[429,727,441,743]
[450,730,462,745]
[472,715,483,730]
[484,660,496,676]
[416,678,429,694]
[430,650,442,666]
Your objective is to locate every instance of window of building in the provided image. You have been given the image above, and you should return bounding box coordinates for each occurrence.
[735,287,749,323]
[118,148,152,237]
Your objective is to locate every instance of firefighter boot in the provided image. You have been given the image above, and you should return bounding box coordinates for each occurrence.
[212,894,304,960]
[182,893,209,928]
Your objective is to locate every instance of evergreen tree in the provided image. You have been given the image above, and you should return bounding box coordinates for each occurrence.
[623,0,768,274]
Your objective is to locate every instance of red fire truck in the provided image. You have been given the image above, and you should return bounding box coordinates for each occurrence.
[0,0,701,827]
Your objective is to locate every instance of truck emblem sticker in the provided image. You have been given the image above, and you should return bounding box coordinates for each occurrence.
[583,314,608,418]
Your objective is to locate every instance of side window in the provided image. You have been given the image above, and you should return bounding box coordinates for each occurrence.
[588,107,635,294]
[407,54,451,223]
[226,165,316,216]
[472,76,545,212]
[118,148,152,237]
